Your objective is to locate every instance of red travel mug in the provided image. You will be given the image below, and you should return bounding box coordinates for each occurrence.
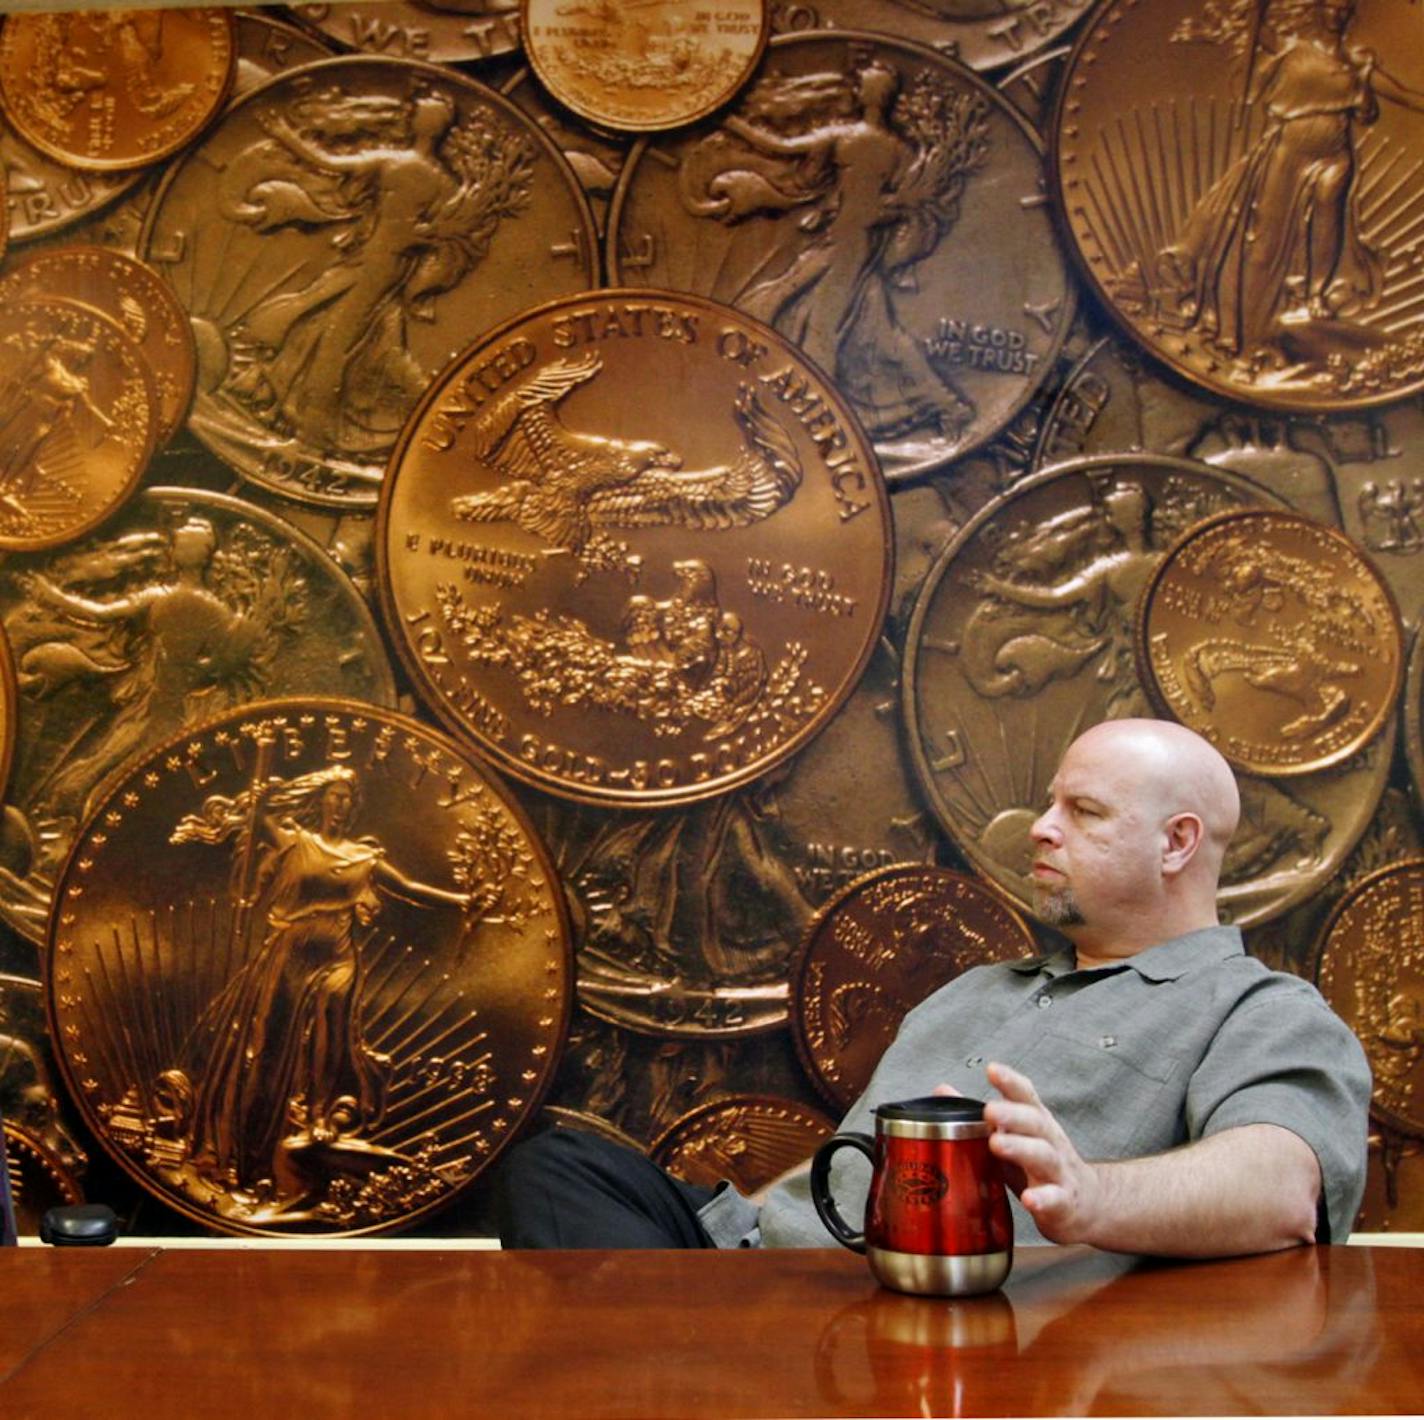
[811,1095,1013,1296]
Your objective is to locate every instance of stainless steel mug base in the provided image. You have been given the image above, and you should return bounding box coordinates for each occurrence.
[867,1246,1012,1297]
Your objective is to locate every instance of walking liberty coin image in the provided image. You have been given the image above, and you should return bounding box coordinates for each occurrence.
[545,636,945,1041]
[141,56,598,508]
[1138,509,1403,775]
[0,297,158,552]
[902,454,1393,927]
[378,288,893,807]
[1,120,144,246]
[1316,859,1424,1138]
[608,31,1074,481]
[769,0,1086,76]
[0,487,399,944]
[0,974,88,1174]
[46,700,573,1235]
[791,865,1036,1112]
[0,9,234,172]
[1052,0,1424,410]
[290,2,523,64]
[522,0,768,133]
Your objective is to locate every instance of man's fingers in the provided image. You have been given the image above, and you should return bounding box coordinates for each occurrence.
[931,1082,963,1097]
[1019,1182,1070,1221]
[982,1099,1050,1137]
[986,1060,1039,1103]
[989,1130,1062,1182]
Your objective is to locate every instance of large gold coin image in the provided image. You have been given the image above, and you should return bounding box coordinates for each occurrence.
[521,0,768,133]
[141,55,599,508]
[45,701,573,1235]
[0,9,234,172]
[1316,860,1424,1139]
[378,289,893,807]
[1137,509,1403,776]
[1052,0,1424,411]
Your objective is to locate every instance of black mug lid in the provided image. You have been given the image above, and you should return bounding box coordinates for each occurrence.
[874,1095,985,1122]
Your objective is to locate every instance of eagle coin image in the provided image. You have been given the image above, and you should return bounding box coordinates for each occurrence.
[377,289,893,806]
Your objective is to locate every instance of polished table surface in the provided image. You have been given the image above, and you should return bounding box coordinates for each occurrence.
[0,1242,1419,1417]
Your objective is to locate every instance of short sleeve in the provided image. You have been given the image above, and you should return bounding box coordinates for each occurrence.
[1186,977,1372,1242]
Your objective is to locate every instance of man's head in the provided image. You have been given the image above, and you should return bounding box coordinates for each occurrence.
[1029,719,1240,963]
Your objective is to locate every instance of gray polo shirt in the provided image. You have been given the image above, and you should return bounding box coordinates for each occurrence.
[701,925,1371,1250]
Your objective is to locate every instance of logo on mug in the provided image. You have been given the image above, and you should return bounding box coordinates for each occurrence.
[890,1162,948,1206]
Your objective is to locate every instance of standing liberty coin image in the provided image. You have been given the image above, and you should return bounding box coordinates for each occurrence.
[1053,0,1424,410]
[46,701,573,1235]
[901,454,1396,928]
[141,56,598,507]
[379,288,893,807]
[0,297,157,552]
[0,247,198,447]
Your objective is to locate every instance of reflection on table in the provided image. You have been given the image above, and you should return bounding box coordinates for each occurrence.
[0,1242,1416,1417]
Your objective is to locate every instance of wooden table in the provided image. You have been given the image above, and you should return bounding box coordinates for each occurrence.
[1,1243,1419,1416]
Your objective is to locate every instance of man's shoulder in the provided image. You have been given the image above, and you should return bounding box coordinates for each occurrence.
[899,955,1042,1021]
[1186,948,1352,1042]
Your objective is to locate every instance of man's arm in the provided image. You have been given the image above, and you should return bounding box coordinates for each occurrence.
[748,1157,810,1207]
[983,1061,1320,1257]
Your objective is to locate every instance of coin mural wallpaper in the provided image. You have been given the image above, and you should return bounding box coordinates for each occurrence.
[0,0,1421,1236]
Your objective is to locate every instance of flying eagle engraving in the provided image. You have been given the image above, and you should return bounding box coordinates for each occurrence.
[448,353,802,580]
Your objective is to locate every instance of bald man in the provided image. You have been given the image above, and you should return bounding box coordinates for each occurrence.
[497,720,1371,1255]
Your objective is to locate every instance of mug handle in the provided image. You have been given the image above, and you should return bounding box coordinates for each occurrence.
[811,1132,875,1254]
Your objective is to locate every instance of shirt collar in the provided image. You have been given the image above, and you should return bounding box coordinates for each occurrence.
[1007,925,1244,982]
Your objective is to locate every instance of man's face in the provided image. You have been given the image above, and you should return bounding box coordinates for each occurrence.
[1028,732,1163,940]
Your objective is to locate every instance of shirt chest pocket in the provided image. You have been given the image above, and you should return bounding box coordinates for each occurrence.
[1015,1026,1183,1160]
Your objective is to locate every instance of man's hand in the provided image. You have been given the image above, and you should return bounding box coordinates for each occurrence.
[982,1060,1101,1244]
[979,1060,1321,1256]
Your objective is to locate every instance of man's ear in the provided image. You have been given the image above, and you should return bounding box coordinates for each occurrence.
[1162,812,1204,876]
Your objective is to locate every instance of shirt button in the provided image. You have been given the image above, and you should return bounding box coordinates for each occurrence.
[1037,994,1053,1009]
[966,1055,983,1068]
[1100,1035,1117,1049]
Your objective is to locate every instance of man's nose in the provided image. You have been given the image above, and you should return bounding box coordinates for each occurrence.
[1030,807,1060,844]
